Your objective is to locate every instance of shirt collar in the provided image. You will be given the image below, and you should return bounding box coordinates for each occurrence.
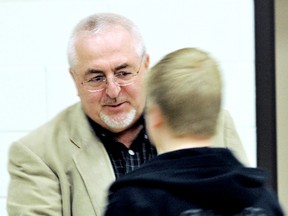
[86,115,148,150]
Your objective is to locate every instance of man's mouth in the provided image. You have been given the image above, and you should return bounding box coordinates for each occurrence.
[109,103,122,107]
[104,101,126,108]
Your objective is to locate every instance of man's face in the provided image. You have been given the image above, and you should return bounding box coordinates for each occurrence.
[70,27,149,133]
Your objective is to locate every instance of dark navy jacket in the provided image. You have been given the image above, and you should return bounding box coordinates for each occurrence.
[104,148,284,216]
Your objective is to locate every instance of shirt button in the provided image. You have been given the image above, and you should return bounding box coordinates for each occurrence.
[128,149,135,156]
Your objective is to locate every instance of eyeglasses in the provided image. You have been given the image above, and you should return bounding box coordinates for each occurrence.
[81,58,143,93]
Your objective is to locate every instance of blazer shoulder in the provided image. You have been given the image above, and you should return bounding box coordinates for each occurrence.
[9,103,87,165]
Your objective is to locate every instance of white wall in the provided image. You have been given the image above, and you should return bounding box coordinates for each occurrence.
[0,0,255,214]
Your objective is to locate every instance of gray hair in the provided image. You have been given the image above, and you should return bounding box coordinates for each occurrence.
[67,13,146,69]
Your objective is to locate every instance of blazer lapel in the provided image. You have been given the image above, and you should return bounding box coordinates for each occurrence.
[69,103,115,215]
[73,140,115,215]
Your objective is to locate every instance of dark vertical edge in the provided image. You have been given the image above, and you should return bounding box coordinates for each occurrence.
[254,0,277,192]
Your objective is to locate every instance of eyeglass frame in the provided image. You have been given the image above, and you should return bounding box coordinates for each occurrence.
[76,57,144,93]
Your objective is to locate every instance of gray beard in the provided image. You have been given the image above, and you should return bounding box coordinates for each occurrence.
[99,108,137,129]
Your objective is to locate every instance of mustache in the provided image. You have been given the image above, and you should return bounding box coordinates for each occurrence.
[101,96,127,105]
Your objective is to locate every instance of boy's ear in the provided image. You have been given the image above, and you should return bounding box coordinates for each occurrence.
[148,104,164,128]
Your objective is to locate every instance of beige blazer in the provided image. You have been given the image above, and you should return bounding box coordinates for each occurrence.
[7,102,249,216]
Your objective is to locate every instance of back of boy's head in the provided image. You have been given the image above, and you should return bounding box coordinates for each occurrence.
[145,48,222,137]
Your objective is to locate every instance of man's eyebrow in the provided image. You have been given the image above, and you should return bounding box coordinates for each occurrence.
[115,63,130,71]
[84,69,103,75]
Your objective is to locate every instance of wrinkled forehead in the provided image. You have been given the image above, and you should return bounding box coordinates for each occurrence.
[71,28,140,67]
[78,27,139,54]
[73,36,143,74]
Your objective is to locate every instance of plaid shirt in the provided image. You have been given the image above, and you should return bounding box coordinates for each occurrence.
[88,116,157,179]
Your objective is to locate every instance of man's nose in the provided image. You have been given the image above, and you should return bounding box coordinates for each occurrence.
[105,78,121,98]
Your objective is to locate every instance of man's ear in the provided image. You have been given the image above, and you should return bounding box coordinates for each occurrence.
[69,68,80,96]
[69,68,76,81]
[143,54,150,70]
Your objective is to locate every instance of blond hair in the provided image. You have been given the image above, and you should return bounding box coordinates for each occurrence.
[145,48,222,137]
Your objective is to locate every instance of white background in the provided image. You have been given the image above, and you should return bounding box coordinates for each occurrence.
[0,0,255,214]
